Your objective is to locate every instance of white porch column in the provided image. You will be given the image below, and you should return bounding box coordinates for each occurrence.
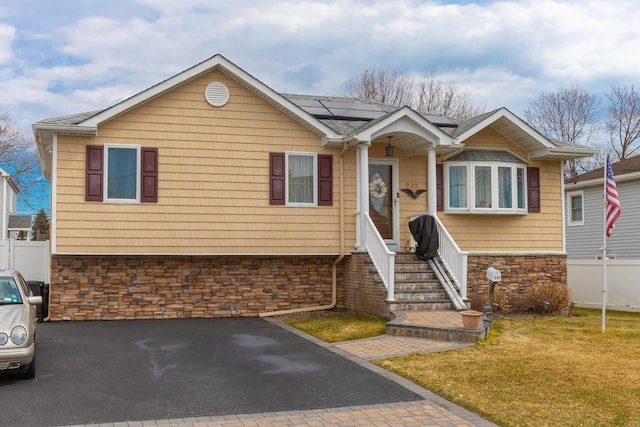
[355,144,369,251]
[427,147,437,216]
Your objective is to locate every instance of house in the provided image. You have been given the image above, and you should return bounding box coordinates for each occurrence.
[565,155,640,312]
[32,54,597,321]
[0,167,20,239]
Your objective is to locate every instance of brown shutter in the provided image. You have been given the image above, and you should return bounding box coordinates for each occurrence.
[86,145,103,201]
[141,147,158,203]
[527,167,540,213]
[317,154,333,206]
[436,164,443,211]
[270,153,285,205]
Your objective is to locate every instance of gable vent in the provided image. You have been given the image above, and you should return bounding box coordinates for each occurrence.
[204,82,229,107]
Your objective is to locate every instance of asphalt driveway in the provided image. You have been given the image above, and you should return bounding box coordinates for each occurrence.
[1,318,423,427]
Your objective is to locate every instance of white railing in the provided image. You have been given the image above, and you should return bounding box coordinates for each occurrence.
[363,213,395,301]
[433,215,468,299]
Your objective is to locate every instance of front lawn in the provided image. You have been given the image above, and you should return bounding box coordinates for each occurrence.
[288,313,386,343]
[288,308,640,426]
[376,308,640,426]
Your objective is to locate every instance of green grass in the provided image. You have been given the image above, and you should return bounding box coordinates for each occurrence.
[288,314,386,343]
[289,309,640,426]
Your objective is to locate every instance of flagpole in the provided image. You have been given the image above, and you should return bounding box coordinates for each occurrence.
[602,148,607,333]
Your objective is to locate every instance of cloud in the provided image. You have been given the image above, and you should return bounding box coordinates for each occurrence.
[0,23,15,65]
[3,0,640,132]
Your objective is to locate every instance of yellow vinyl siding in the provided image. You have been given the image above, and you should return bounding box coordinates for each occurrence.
[438,157,564,251]
[54,70,357,255]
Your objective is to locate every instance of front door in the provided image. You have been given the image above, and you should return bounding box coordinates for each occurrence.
[368,160,399,246]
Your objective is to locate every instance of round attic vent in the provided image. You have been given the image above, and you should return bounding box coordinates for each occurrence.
[204,81,229,107]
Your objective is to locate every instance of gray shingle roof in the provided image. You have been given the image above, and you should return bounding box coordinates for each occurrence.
[34,110,104,126]
[567,154,640,183]
[7,215,32,231]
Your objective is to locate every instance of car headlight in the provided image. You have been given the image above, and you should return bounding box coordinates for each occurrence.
[0,333,7,345]
[10,326,28,345]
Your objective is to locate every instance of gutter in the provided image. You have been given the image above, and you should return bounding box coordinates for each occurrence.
[259,142,348,317]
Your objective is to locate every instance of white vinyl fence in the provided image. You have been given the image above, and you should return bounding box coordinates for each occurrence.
[568,259,640,312]
[0,239,50,283]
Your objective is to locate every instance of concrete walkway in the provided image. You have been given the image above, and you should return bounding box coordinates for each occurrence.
[58,317,496,427]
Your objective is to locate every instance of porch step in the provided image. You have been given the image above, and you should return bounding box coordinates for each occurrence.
[392,253,456,311]
[386,311,484,343]
[389,302,455,311]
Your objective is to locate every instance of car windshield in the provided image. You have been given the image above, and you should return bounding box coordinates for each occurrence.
[0,279,22,304]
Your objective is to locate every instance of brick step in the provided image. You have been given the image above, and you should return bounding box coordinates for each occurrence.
[395,290,449,302]
[386,323,483,343]
[394,262,433,272]
[394,282,442,292]
[390,302,455,311]
[394,272,438,282]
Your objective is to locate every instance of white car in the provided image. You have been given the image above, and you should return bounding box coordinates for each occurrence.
[0,270,42,379]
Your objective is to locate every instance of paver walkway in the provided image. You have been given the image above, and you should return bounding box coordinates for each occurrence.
[57,317,496,427]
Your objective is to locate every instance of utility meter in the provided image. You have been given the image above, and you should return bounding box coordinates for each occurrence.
[487,267,502,283]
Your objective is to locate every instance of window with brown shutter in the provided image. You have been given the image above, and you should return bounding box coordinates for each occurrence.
[527,166,541,213]
[86,145,104,201]
[269,152,333,206]
[86,145,159,203]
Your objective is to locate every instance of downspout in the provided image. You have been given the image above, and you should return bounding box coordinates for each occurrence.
[260,142,348,317]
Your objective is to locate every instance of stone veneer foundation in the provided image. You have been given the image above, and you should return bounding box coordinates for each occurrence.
[466,253,568,310]
[48,252,567,320]
[49,255,343,321]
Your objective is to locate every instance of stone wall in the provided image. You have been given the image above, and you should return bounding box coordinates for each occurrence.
[466,254,568,310]
[49,255,343,321]
[342,252,389,318]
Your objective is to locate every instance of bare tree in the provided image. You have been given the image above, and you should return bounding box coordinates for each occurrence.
[340,68,484,120]
[605,84,640,160]
[341,68,415,107]
[415,73,485,119]
[524,85,600,179]
[0,113,44,210]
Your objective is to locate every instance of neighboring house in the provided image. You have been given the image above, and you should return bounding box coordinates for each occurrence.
[7,215,32,240]
[0,167,20,239]
[565,155,640,312]
[32,54,597,321]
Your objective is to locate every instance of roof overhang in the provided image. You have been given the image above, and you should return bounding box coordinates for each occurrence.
[33,54,345,178]
[454,108,598,161]
[78,54,341,139]
[565,170,640,190]
[350,106,455,155]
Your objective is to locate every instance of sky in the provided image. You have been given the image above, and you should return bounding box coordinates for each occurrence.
[2,0,640,212]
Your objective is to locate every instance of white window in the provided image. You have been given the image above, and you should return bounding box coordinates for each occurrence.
[567,191,584,226]
[445,161,527,214]
[105,145,140,203]
[286,152,317,206]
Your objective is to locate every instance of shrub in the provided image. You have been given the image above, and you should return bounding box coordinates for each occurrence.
[510,283,572,313]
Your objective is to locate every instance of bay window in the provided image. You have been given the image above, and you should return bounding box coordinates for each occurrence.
[445,158,528,214]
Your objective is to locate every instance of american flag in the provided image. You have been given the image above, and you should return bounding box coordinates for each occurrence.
[605,154,621,239]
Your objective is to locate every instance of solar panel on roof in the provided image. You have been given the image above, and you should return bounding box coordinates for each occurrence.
[298,106,334,116]
[324,108,383,120]
[320,100,384,112]
[421,114,458,127]
[317,100,387,120]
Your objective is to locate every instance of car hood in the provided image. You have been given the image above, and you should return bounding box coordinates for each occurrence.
[0,305,26,332]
